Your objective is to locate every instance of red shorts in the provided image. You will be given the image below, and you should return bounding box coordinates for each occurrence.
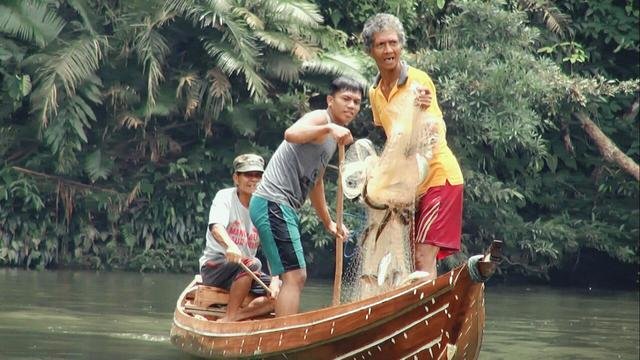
[415,180,463,260]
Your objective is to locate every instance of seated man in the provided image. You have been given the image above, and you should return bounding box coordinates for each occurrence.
[199,153,280,321]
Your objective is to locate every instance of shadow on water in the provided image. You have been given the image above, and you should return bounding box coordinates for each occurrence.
[0,269,637,359]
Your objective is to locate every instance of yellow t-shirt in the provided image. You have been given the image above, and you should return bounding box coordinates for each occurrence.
[369,65,463,195]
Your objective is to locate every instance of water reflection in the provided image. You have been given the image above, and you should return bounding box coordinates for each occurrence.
[0,269,637,359]
[482,285,639,360]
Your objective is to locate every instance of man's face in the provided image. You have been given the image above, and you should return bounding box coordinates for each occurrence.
[327,89,362,126]
[369,30,402,72]
[233,171,262,195]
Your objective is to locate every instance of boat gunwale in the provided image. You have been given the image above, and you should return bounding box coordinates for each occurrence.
[172,264,467,338]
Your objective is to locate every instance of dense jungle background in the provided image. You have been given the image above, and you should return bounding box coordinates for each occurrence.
[1,0,638,288]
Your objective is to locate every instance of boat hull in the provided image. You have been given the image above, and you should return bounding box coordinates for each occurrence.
[170,263,485,359]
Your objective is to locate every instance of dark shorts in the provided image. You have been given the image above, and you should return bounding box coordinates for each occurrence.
[415,180,464,260]
[249,195,305,276]
[200,257,271,296]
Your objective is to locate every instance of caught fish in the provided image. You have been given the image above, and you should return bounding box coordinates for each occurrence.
[377,252,392,286]
[402,271,431,285]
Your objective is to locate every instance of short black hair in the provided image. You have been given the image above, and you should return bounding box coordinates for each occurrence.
[330,76,365,97]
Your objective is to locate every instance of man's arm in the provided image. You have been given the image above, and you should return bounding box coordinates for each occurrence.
[308,171,348,241]
[285,110,352,145]
[210,223,242,263]
[308,171,332,229]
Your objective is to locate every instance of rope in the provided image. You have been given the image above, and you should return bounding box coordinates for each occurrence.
[467,255,488,283]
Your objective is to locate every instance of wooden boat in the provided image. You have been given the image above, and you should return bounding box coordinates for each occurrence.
[170,241,502,359]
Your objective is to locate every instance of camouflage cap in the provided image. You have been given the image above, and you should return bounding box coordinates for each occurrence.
[233,153,265,173]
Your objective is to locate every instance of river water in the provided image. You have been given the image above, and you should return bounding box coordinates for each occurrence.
[0,269,637,359]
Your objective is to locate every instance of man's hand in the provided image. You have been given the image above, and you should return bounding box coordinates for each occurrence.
[269,276,282,299]
[325,220,350,242]
[414,86,432,110]
[225,243,242,263]
[329,123,354,146]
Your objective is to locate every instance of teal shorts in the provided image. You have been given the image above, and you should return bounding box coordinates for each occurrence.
[249,195,305,276]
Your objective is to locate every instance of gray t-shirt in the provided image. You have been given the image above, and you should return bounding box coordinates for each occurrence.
[198,187,260,269]
[255,110,337,210]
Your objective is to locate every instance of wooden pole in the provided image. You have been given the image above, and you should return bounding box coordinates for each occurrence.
[332,144,345,306]
[238,261,273,297]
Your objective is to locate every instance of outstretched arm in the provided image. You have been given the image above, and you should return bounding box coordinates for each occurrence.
[285,110,353,145]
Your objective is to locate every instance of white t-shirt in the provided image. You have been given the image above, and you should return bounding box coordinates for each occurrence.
[198,187,260,269]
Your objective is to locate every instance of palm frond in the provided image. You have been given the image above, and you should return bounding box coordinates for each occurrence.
[170,0,266,97]
[118,113,145,129]
[84,149,114,182]
[166,0,232,28]
[263,0,323,28]
[40,75,100,172]
[176,72,202,118]
[518,0,572,37]
[233,6,264,30]
[301,51,367,84]
[263,53,301,82]
[542,7,572,37]
[201,68,232,124]
[203,40,267,98]
[105,84,140,113]
[133,17,170,113]
[218,13,260,67]
[126,181,141,208]
[206,68,231,100]
[67,0,99,35]
[29,35,106,125]
[255,30,295,52]
[291,40,319,61]
[0,0,66,47]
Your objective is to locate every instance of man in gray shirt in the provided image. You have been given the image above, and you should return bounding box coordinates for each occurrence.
[249,77,364,317]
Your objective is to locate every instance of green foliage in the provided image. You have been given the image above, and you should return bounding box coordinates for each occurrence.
[0,0,364,272]
[415,1,639,276]
[0,0,637,282]
[314,0,444,50]
[0,0,66,47]
[563,0,639,78]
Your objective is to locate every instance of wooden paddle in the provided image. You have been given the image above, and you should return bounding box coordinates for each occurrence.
[238,261,273,297]
[332,144,345,306]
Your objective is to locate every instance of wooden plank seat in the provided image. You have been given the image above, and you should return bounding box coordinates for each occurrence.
[183,275,257,318]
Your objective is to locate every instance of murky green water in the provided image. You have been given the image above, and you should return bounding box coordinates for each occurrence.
[0,269,637,359]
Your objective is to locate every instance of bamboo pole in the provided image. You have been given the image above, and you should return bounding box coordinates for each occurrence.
[238,261,273,297]
[332,144,345,306]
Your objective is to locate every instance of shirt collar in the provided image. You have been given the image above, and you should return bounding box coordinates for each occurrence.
[372,61,409,89]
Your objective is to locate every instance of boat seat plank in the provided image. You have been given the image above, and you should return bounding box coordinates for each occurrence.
[191,283,257,309]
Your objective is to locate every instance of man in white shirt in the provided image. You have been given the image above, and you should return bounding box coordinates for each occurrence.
[199,154,280,321]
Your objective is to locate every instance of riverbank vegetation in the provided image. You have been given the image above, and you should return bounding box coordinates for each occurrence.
[1,0,637,287]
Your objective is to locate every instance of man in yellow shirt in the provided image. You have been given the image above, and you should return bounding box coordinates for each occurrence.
[362,13,464,281]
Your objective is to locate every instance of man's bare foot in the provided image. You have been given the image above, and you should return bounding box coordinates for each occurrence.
[216,314,238,322]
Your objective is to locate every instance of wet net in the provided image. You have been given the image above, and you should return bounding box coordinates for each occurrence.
[340,94,441,303]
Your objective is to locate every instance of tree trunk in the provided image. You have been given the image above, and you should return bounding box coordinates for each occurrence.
[574,111,640,181]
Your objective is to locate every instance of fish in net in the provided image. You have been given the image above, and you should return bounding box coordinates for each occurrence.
[340,94,441,302]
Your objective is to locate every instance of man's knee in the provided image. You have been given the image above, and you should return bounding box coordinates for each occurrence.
[283,268,307,287]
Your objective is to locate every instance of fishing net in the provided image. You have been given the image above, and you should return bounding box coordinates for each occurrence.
[340,96,441,303]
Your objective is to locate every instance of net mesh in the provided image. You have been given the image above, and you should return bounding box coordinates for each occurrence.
[340,96,440,303]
